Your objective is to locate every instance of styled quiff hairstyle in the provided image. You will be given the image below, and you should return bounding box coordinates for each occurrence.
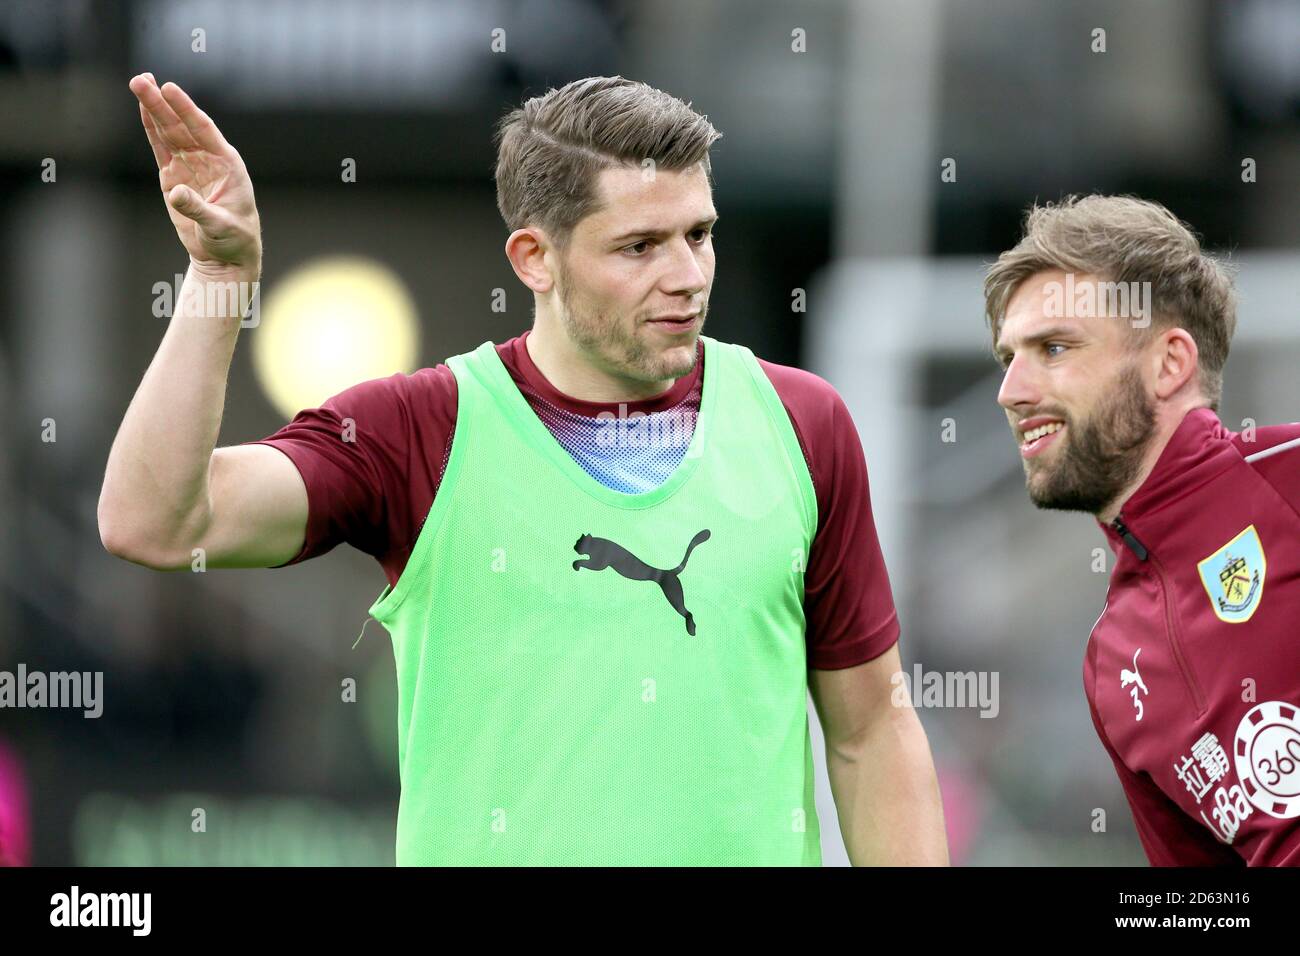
[493,76,722,253]
[984,194,1238,410]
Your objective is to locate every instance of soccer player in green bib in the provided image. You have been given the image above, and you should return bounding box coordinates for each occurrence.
[103,72,949,866]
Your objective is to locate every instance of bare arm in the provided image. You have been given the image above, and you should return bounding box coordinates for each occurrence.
[809,644,950,865]
[98,74,304,571]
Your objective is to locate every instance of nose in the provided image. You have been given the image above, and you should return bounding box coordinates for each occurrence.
[662,235,708,298]
[996,352,1040,412]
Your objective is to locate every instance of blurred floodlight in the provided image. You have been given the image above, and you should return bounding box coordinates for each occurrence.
[252,255,419,420]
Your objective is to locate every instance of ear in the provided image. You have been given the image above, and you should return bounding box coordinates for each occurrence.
[1152,327,1199,401]
[504,228,555,294]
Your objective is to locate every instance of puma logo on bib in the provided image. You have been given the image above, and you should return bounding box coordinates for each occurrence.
[572,529,711,635]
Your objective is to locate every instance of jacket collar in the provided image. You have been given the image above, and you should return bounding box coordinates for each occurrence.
[1097,407,1239,555]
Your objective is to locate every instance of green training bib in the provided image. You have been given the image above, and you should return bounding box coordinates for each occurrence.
[369,334,820,865]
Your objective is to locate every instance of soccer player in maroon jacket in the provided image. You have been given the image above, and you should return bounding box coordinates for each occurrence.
[986,194,1300,866]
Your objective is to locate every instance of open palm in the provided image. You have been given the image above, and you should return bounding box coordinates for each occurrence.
[129,73,262,275]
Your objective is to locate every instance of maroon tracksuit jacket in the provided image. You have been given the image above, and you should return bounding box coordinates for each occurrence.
[1085,408,1300,865]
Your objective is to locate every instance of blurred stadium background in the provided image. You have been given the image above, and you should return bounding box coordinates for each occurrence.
[0,0,1297,865]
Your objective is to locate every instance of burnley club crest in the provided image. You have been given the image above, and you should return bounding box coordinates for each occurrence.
[1197,525,1266,624]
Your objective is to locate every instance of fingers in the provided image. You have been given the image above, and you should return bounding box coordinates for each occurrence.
[158,81,231,155]
[129,74,199,154]
[138,100,171,170]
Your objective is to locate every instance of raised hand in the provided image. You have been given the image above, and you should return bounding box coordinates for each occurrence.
[129,73,262,277]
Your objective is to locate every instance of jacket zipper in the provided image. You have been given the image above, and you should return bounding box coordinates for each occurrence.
[1112,513,1207,715]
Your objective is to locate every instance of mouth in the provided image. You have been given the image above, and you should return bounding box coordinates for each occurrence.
[647,313,699,334]
[1017,417,1066,459]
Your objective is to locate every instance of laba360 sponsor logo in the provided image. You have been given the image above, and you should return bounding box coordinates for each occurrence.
[1234,700,1300,819]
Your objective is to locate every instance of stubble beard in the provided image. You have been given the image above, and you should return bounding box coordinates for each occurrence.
[556,259,702,384]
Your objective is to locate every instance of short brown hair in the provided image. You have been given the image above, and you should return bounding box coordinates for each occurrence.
[984,194,1238,410]
[493,76,722,253]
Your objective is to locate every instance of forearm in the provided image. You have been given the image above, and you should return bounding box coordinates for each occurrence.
[825,701,949,865]
[98,262,257,560]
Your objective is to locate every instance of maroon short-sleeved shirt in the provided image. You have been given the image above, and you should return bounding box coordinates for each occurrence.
[242,331,900,670]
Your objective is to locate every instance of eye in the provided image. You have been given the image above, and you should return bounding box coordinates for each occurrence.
[623,230,713,257]
[1045,343,1067,358]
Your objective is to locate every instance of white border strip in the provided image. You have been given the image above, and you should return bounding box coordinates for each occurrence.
[1245,435,1300,463]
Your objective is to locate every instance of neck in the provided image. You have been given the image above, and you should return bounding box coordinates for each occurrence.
[1095,401,1202,525]
[525,316,679,403]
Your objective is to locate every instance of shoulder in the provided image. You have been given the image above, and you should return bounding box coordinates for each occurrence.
[1233,419,1300,517]
[752,354,844,417]
[1233,419,1300,461]
[325,363,456,410]
[749,354,859,458]
[747,352,877,534]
